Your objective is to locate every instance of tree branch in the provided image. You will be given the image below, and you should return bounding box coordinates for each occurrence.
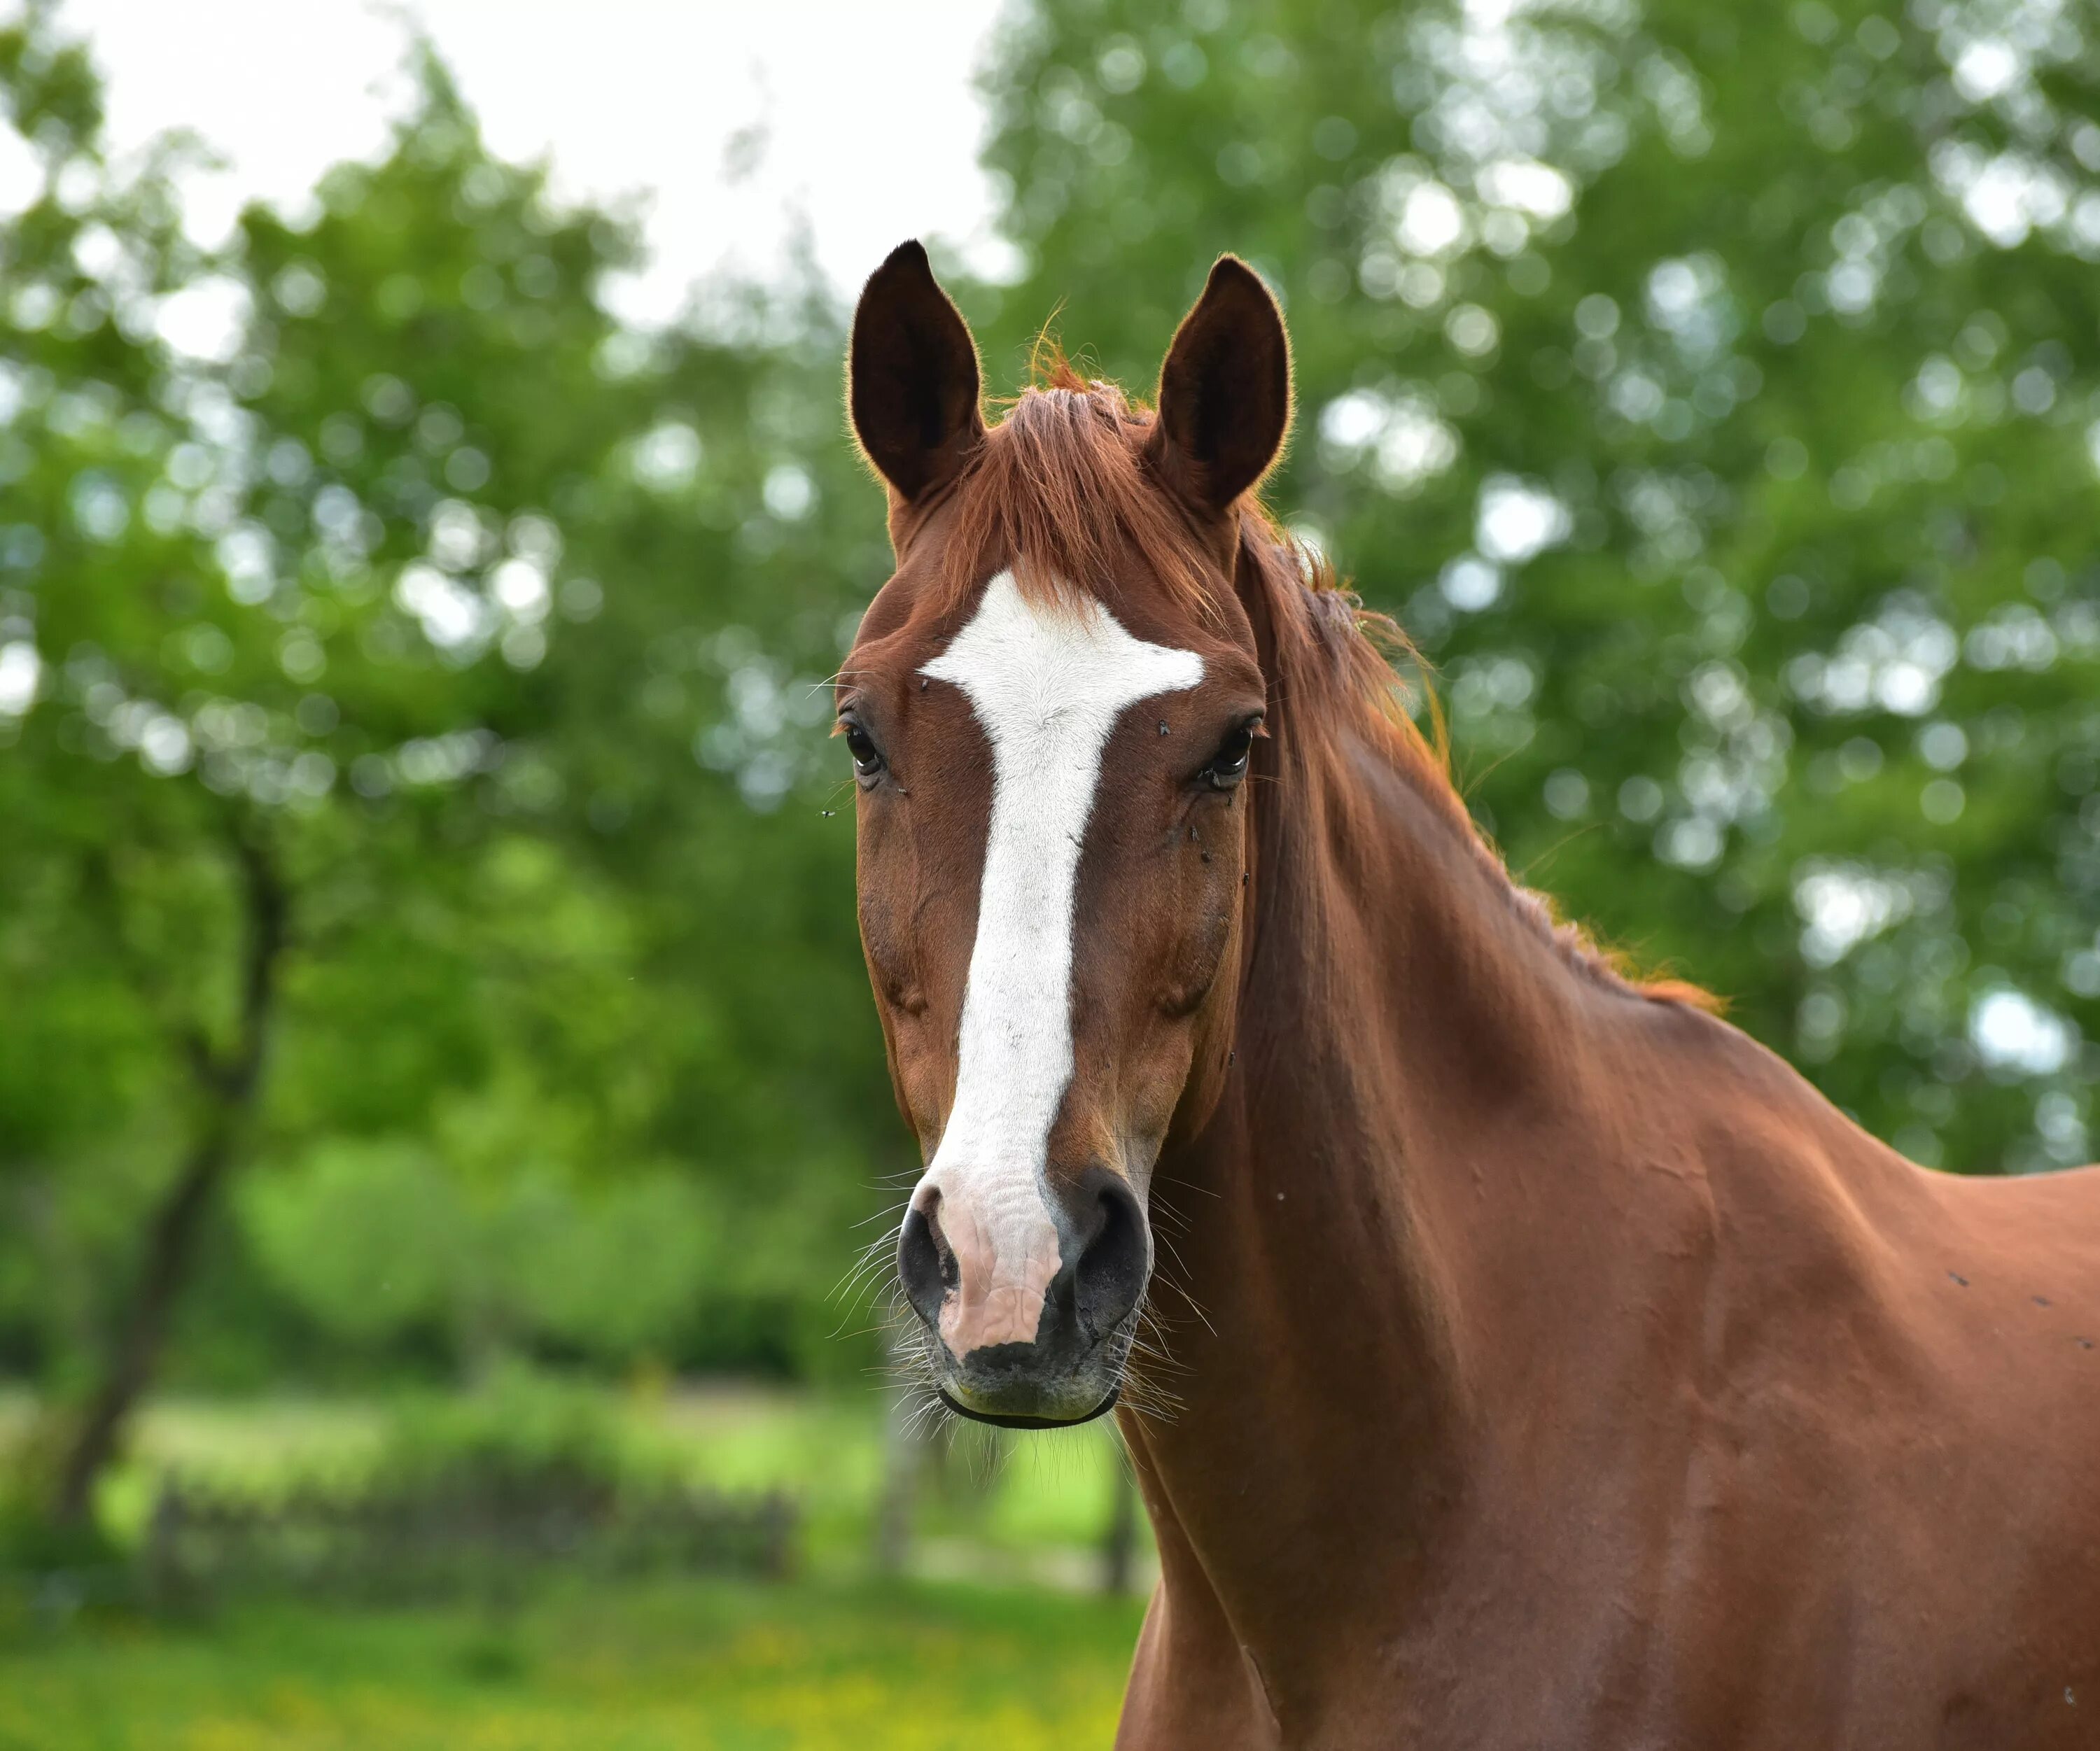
[52,819,288,1526]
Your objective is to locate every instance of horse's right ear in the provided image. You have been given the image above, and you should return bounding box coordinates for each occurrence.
[1149,256,1292,518]
[848,241,985,505]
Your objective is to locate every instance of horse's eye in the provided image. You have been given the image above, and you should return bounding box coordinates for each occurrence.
[841,720,885,780]
[1205,721,1258,790]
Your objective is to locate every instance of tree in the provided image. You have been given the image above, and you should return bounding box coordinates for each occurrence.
[0,9,899,1524]
[967,0,2100,1174]
[13,0,2092,1537]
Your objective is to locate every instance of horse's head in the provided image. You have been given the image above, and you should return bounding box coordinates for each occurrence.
[841,242,1289,1426]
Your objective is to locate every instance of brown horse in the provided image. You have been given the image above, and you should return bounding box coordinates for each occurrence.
[839,240,2100,1748]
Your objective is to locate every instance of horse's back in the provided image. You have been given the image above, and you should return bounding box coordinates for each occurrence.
[1917,1157,2100,1378]
[1755,1155,2100,1748]
[1589,1136,2100,1749]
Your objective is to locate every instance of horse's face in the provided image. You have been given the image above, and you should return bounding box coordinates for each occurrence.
[843,244,1289,1426]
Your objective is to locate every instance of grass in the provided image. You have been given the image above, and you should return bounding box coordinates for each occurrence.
[0,1386,1154,1745]
[0,1572,1146,1750]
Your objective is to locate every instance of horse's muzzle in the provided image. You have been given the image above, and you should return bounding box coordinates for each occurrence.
[898,1163,1149,1426]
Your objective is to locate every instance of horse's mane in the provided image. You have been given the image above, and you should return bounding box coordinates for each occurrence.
[936,351,1716,1015]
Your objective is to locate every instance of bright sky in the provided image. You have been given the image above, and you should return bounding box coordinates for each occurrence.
[37,0,1009,321]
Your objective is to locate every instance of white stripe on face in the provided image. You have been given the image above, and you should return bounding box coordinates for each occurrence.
[914,571,1203,1356]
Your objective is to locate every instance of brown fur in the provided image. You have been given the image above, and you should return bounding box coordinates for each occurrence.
[844,246,2100,1748]
[933,357,1219,619]
[925,342,1709,1013]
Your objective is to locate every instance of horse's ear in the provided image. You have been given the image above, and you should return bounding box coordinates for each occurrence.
[1150,256,1292,516]
[848,240,986,504]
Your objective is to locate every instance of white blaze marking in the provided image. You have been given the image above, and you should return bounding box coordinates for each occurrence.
[915,570,1202,1356]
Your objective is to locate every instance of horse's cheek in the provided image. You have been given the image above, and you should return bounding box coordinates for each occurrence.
[1154,846,1238,1018]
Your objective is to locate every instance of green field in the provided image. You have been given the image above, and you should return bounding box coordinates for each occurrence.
[0,1388,1149,1748]
[63,1385,1147,1575]
[0,1574,1145,1751]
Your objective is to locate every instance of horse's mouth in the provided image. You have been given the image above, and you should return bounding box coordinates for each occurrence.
[937,1385,1120,1430]
[921,1302,1142,1430]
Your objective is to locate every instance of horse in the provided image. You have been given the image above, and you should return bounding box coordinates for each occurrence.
[837,239,2100,1748]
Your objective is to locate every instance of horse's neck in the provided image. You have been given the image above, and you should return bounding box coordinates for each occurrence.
[1133,657,1705,1677]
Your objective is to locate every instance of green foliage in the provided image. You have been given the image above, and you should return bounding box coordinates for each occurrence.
[239,1139,463,1347]
[74,1387,1130,1578]
[7,0,2100,1432]
[368,1366,674,1502]
[0,1419,118,1574]
[241,1140,718,1365]
[967,0,2100,1172]
[0,6,897,1403]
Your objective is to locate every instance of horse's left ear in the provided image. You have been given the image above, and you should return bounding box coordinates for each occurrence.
[1150,256,1292,516]
[848,240,986,505]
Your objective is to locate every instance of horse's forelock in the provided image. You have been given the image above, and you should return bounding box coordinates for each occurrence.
[928,370,1217,622]
[906,359,1716,1017]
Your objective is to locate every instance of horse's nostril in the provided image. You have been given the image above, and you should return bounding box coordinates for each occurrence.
[1074,1179,1149,1342]
[897,1203,949,1331]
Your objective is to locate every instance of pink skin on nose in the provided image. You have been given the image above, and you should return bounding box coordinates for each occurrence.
[917,1183,1064,1358]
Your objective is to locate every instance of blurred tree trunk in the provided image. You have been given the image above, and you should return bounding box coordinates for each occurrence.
[1101,1445,1139,1596]
[52,833,286,1526]
[872,1331,932,1576]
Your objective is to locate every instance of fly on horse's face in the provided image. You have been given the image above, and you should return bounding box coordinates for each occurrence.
[842,243,1289,1426]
